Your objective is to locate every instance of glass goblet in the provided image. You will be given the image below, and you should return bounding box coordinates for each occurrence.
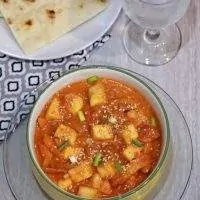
[123,0,191,66]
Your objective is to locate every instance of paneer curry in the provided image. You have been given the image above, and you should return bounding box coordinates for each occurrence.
[34,76,162,199]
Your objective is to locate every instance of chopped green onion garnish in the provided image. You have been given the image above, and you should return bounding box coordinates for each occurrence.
[78,110,86,122]
[93,153,102,167]
[58,140,69,151]
[87,75,99,83]
[150,116,157,127]
[115,161,123,172]
[132,138,144,147]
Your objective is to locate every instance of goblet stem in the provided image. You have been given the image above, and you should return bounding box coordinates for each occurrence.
[123,22,181,66]
[144,29,160,42]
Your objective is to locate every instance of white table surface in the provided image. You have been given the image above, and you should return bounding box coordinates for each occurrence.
[0,1,199,199]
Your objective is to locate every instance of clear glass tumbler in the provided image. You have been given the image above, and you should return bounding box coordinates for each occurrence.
[123,0,191,66]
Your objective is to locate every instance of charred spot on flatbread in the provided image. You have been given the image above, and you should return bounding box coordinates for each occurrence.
[79,2,84,8]
[25,19,33,27]
[6,17,12,24]
[23,0,36,2]
[46,9,56,19]
[1,0,9,3]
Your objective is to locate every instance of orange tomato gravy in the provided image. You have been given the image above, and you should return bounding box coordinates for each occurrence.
[34,78,162,198]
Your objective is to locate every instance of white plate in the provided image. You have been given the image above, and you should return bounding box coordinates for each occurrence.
[0,0,121,60]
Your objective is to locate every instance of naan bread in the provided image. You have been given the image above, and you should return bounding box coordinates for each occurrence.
[0,0,108,54]
[0,0,47,20]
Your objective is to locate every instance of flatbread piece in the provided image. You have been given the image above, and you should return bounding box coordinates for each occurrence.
[0,0,108,54]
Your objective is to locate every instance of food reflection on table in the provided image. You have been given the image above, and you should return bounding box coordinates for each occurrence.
[34,76,162,199]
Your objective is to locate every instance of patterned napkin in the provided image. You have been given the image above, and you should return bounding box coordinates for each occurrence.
[0,34,111,138]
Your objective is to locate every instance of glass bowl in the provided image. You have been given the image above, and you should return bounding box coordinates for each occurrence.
[27,66,170,200]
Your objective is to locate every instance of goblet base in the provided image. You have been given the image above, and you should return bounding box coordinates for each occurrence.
[123,21,182,66]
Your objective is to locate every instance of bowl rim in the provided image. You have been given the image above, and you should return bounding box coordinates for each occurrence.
[27,65,170,200]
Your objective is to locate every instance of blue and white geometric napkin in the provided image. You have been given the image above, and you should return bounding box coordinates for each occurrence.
[0,34,111,138]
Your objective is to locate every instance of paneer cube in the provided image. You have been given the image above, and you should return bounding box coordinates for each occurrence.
[68,162,93,183]
[122,124,138,145]
[58,178,72,190]
[127,110,137,119]
[92,124,113,140]
[46,97,61,120]
[78,186,98,198]
[54,124,77,145]
[89,83,106,107]
[127,110,148,126]
[123,145,142,161]
[97,162,116,178]
[65,93,83,114]
[91,173,102,189]
[126,154,153,175]
[63,146,82,159]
